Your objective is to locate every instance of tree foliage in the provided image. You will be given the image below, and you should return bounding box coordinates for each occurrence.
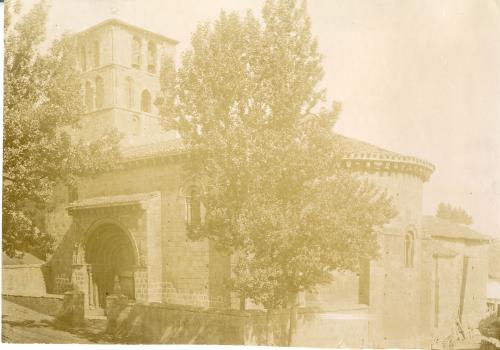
[3,0,121,259]
[157,0,396,309]
[436,203,473,226]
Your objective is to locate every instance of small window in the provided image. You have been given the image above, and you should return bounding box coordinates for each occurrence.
[84,81,93,112]
[95,76,104,109]
[68,186,78,203]
[186,188,201,226]
[141,89,151,113]
[132,115,141,136]
[147,41,157,73]
[80,46,87,71]
[404,232,414,268]
[125,77,134,108]
[93,40,100,67]
[132,37,142,68]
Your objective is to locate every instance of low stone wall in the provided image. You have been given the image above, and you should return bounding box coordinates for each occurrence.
[3,294,64,317]
[56,291,86,326]
[2,264,50,296]
[243,305,371,347]
[106,298,247,344]
[106,297,371,347]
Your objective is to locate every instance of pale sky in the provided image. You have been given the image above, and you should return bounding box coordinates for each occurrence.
[22,0,500,237]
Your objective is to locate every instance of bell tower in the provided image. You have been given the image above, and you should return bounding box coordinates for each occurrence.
[76,19,178,146]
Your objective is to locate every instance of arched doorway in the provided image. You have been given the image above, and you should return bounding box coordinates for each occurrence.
[85,223,137,310]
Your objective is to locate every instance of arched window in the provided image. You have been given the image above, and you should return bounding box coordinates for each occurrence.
[80,46,87,71]
[132,36,142,68]
[93,40,100,67]
[147,41,157,73]
[84,81,93,112]
[95,76,104,109]
[404,232,414,268]
[68,185,78,203]
[186,188,201,226]
[125,77,134,108]
[132,115,141,136]
[141,89,151,113]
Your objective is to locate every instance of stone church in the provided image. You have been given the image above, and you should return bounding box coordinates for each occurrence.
[42,19,490,348]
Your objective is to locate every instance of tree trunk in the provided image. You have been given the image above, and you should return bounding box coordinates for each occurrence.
[265,308,270,346]
[239,293,246,311]
[287,292,298,347]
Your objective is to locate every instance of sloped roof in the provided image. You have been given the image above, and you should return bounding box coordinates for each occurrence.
[333,134,403,159]
[77,18,179,45]
[2,252,45,265]
[119,134,434,180]
[67,192,160,212]
[490,241,500,279]
[121,134,430,164]
[422,215,491,242]
[122,138,185,160]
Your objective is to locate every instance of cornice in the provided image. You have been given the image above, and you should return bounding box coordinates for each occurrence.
[115,147,435,182]
[341,154,435,182]
[67,192,160,216]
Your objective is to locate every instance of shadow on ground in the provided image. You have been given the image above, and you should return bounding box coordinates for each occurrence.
[2,315,113,343]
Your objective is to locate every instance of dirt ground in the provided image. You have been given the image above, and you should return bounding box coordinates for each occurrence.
[2,298,111,344]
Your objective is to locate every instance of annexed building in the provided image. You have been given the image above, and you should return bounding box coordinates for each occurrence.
[487,242,500,316]
[36,19,491,348]
[422,216,490,343]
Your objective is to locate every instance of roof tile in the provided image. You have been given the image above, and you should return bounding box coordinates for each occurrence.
[422,215,491,242]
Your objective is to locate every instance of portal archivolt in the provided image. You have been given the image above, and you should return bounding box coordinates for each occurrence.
[85,222,137,309]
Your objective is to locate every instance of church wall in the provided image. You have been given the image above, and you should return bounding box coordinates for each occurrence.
[46,21,209,308]
[81,67,115,109]
[112,66,178,145]
[424,238,489,342]
[114,65,161,111]
[363,171,423,234]
[81,162,210,304]
[301,169,428,347]
[112,25,176,71]
[374,232,428,347]
[45,184,76,294]
[46,159,219,307]
[360,171,427,347]
[79,110,116,141]
[77,26,114,70]
[304,271,359,308]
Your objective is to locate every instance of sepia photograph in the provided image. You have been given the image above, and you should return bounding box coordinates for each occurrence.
[2,0,500,348]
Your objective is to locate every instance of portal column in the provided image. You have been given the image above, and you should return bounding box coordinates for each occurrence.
[134,265,148,302]
[71,242,90,313]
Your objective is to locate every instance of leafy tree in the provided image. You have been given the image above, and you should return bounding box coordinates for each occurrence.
[3,0,121,259]
[157,0,395,343]
[436,203,473,225]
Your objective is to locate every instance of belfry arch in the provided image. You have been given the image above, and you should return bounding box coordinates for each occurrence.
[84,222,138,310]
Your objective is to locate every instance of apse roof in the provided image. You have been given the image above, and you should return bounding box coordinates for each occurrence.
[422,215,491,242]
[121,134,435,180]
[122,134,427,162]
[333,134,402,159]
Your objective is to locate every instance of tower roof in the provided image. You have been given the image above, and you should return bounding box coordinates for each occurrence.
[76,18,179,45]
